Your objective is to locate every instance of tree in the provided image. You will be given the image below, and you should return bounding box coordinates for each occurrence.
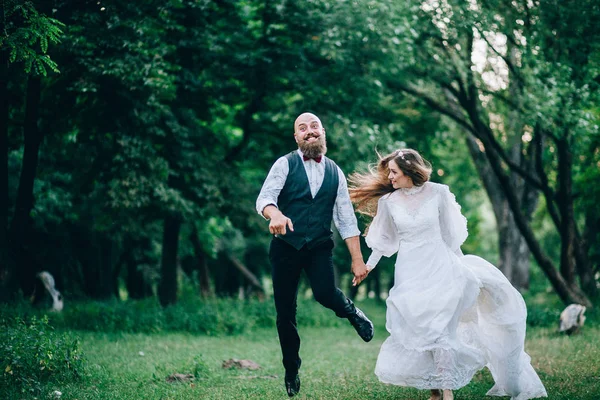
[369,0,599,305]
[6,0,593,308]
[1,0,63,298]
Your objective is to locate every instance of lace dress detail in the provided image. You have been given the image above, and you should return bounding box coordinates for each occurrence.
[365,182,547,399]
[398,185,425,196]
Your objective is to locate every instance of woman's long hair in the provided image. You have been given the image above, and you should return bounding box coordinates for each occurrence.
[349,149,432,217]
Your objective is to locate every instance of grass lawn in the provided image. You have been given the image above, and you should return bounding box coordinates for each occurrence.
[26,302,600,400]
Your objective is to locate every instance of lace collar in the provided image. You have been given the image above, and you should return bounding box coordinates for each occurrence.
[398,185,425,196]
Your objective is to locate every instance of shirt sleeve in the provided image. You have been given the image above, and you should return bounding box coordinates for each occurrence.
[256,157,289,219]
[365,195,400,270]
[438,184,468,255]
[333,166,361,240]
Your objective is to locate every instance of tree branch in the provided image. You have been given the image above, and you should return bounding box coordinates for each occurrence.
[460,31,545,190]
[226,253,265,294]
[470,109,546,190]
[479,87,523,111]
[388,81,476,135]
[473,25,525,88]
[473,122,591,306]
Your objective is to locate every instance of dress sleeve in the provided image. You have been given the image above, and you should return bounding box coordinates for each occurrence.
[438,184,468,255]
[365,195,400,270]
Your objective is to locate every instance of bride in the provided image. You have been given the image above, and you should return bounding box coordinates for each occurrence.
[349,149,547,400]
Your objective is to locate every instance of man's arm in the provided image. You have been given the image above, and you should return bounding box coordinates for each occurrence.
[331,166,369,284]
[256,157,295,235]
[332,166,361,238]
[345,235,369,286]
[256,157,288,218]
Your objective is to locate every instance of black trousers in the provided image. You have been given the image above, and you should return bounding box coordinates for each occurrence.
[269,237,352,376]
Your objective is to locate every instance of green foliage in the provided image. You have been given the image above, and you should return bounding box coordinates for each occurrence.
[15,322,600,399]
[4,0,599,304]
[0,297,343,335]
[523,265,600,328]
[526,306,562,328]
[0,315,85,397]
[186,354,210,379]
[1,1,64,75]
[151,352,211,383]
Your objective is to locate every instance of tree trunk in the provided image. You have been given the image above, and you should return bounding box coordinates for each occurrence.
[190,225,212,297]
[392,22,594,306]
[214,252,240,296]
[454,43,591,305]
[504,216,531,290]
[468,120,590,306]
[0,43,14,300]
[158,215,181,307]
[556,137,598,299]
[396,81,591,305]
[73,229,116,299]
[0,54,7,237]
[126,257,153,300]
[584,214,600,274]
[97,235,117,299]
[121,237,153,299]
[556,137,577,286]
[448,72,533,291]
[574,227,598,299]
[503,49,535,290]
[226,253,265,296]
[10,76,43,296]
[465,135,532,290]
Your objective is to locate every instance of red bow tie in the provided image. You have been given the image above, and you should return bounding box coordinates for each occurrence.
[303,155,322,163]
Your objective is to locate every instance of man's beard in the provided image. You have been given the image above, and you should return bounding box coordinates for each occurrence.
[298,135,327,159]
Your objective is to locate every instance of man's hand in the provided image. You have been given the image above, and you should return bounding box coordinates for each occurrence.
[263,205,294,235]
[344,236,368,286]
[351,259,370,286]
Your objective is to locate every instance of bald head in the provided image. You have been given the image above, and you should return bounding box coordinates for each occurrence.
[294,112,322,132]
[294,112,327,158]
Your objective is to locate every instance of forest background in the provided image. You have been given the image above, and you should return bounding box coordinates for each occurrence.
[1,0,599,398]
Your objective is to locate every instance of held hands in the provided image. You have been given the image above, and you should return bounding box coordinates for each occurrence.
[351,259,370,286]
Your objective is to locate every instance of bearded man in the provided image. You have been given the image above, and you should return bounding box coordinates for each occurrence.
[256,112,373,397]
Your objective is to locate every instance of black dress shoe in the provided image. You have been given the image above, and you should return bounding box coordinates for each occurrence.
[285,373,300,397]
[348,306,374,342]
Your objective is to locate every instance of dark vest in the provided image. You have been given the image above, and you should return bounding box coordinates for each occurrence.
[276,151,339,250]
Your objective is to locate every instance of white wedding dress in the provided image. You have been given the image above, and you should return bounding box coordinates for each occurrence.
[365,182,547,400]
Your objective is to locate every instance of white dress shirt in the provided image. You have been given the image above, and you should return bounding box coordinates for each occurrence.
[256,150,361,240]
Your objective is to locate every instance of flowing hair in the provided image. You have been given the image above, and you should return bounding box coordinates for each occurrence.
[349,148,432,217]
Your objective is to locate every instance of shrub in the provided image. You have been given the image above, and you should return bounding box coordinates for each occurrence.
[0,315,85,397]
[187,354,210,379]
[527,305,562,328]
[0,295,356,337]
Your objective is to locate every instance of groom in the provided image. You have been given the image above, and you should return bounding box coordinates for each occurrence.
[256,112,373,397]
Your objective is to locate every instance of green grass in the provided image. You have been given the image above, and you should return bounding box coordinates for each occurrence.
[9,301,599,400]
